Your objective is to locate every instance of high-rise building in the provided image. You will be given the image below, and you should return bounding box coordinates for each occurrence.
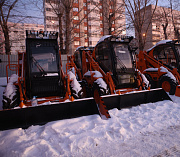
[44,0,126,54]
[0,22,44,54]
[136,5,180,51]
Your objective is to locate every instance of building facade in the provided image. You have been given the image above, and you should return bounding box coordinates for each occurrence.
[44,0,126,54]
[0,22,44,54]
[137,5,180,51]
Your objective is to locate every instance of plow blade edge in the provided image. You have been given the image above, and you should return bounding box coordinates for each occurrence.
[101,88,171,111]
[0,98,98,131]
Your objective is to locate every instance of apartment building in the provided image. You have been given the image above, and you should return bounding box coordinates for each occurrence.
[44,0,126,54]
[136,5,180,50]
[0,22,44,54]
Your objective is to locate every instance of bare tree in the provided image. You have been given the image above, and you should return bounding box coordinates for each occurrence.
[123,0,158,51]
[102,0,125,35]
[48,0,64,53]
[61,0,74,54]
[169,0,180,40]
[0,0,18,54]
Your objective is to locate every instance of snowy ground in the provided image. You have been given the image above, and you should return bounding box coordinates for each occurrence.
[0,77,180,157]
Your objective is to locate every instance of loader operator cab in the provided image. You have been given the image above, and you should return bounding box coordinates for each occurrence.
[94,35,136,88]
[74,46,94,71]
[26,30,63,98]
[147,40,180,72]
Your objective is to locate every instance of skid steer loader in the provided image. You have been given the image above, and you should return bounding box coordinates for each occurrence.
[137,39,180,96]
[0,30,99,131]
[68,35,171,119]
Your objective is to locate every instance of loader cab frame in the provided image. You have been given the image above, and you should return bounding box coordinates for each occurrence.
[94,35,136,88]
[148,40,180,72]
[26,30,63,98]
[74,46,94,70]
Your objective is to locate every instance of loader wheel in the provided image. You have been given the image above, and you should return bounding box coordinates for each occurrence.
[2,85,20,109]
[145,74,156,89]
[81,80,91,98]
[158,75,177,95]
[93,82,109,98]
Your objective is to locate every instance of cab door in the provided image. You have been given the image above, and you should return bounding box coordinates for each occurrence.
[95,42,113,72]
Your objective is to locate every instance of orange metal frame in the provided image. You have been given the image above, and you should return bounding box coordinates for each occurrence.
[138,50,180,96]
[5,51,73,108]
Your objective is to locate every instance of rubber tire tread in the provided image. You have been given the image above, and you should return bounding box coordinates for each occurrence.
[158,75,177,95]
[81,80,91,98]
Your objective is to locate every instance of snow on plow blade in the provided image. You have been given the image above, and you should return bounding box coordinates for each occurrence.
[0,98,99,131]
[101,88,172,111]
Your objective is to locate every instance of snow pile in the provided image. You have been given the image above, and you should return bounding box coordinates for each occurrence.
[1,98,180,156]
[3,74,18,100]
[1,77,180,156]
[94,78,108,93]
[136,69,149,88]
[67,71,82,93]
[144,67,159,72]
[84,71,103,78]
[141,73,149,87]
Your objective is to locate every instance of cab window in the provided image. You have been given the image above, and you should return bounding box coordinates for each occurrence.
[95,42,112,71]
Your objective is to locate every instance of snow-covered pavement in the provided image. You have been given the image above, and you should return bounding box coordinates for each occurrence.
[0,77,180,157]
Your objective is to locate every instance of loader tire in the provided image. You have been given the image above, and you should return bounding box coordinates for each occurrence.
[93,82,109,98]
[81,80,91,98]
[71,89,83,99]
[158,75,177,95]
[2,85,20,109]
[145,74,156,89]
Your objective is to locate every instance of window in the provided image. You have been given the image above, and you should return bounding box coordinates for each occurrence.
[74,33,79,37]
[95,42,112,72]
[74,24,79,29]
[74,41,80,45]
[73,8,78,12]
[84,11,87,14]
[74,0,78,3]
[83,3,86,6]
[84,26,87,30]
[111,27,114,31]
[153,45,177,67]
[85,42,88,46]
[46,8,51,11]
[73,16,79,20]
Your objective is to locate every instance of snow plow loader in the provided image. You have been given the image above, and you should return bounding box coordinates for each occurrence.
[0,31,99,131]
[68,35,171,119]
[137,40,180,96]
